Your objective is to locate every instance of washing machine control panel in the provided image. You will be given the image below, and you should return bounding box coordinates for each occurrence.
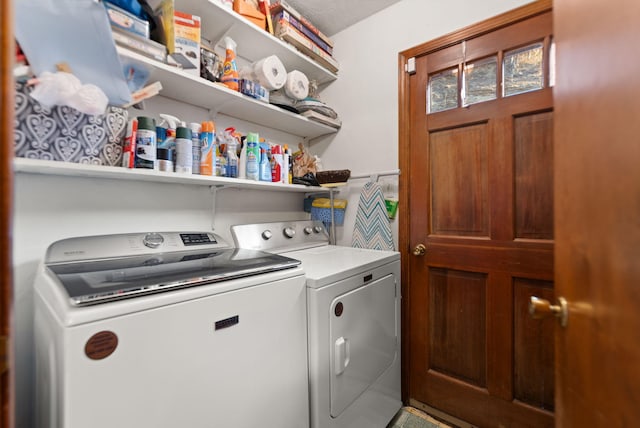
[45,232,228,264]
[232,220,329,253]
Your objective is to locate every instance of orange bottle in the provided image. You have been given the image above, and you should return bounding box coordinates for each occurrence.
[221,37,239,91]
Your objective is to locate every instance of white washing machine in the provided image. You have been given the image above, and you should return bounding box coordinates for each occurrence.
[34,231,309,428]
[232,220,402,428]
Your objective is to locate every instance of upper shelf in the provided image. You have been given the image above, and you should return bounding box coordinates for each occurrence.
[118,48,337,139]
[177,0,338,85]
[13,158,322,193]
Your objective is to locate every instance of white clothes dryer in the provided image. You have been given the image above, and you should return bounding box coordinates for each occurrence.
[232,220,402,428]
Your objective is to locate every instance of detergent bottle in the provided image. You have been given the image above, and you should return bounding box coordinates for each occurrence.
[221,37,239,91]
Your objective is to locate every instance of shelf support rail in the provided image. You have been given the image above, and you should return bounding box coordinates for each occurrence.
[348,169,401,182]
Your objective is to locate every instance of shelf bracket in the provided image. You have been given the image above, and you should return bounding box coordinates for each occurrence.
[209,184,231,231]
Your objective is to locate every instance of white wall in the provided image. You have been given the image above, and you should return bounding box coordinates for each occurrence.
[314,0,532,246]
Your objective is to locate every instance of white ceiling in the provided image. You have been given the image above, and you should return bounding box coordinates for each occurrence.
[282,0,403,36]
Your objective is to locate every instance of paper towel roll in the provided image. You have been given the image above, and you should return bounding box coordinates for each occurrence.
[284,70,309,101]
[252,55,287,90]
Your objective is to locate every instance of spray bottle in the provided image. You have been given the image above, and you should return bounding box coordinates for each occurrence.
[221,37,239,91]
[157,114,181,168]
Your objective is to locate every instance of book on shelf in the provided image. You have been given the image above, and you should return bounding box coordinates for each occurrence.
[269,0,334,48]
[273,10,333,56]
[111,27,167,62]
[274,19,339,73]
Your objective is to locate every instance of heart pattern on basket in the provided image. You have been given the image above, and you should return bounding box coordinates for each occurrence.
[103,143,123,166]
[26,114,56,150]
[13,81,128,165]
[53,137,83,162]
[82,124,107,157]
[57,106,84,137]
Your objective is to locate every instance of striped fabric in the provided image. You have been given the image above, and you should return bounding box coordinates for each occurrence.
[351,181,395,251]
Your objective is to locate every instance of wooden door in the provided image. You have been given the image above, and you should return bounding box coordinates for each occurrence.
[554,0,640,424]
[399,2,554,426]
[1,0,14,426]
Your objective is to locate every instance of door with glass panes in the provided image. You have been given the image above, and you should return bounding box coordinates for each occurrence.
[402,2,555,426]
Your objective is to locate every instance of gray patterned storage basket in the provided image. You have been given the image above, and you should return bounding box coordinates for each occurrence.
[13,81,128,166]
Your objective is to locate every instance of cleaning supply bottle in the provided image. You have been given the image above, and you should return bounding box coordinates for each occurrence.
[283,144,291,184]
[188,122,201,174]
[224,127,238,178]
[221,37,239,91]
[259,148,271,181]
[200,121,216,176]
[238,136,247,179]
[157,114,180,165]
[135,116,157,170]
[175,126,193,174]
[271,144,283,183]
[245,132,260,181]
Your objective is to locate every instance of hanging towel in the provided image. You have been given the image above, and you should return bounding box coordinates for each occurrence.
[351,181,395,251]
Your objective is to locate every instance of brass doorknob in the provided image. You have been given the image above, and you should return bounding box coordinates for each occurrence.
[413,244,426,256]
[529,296,568,327]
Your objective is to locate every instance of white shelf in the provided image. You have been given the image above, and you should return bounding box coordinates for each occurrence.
[118,48,337,140]
[177,0,337,85]
[13,158,320,193]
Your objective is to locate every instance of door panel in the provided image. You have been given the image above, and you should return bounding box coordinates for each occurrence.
[514,112,554,239]
[430,125,489,237]
[513,279,554,410]
[429,269,487,386]
[402,2,554,427]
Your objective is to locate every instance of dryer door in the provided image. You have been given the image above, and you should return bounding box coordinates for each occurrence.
[329,273,398,417]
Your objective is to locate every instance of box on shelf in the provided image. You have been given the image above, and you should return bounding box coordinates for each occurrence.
[104,1,150,39]
[240,79,269,103]
[172,10,201,76]
[311,198,347,226]
[13,81,128,166]
[234,0,266,30]
[153,1,201,75]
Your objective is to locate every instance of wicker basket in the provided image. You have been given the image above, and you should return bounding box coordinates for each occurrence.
[315,169,351,184]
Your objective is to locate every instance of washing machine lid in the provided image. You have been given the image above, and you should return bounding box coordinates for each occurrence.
[284,245,399,289]
[47,248,301,306]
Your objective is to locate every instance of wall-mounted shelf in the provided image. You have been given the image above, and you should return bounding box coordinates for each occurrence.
[119,48,337,140]
[177,0,338,85]
[14,158,321,193]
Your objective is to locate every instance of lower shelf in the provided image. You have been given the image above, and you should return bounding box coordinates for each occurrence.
[13,158,317,192]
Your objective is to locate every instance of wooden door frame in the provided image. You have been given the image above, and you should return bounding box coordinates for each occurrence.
[397,0,553,402]
[1,0,14,425]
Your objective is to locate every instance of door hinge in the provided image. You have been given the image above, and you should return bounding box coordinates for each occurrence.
[0,335,8,375]
[405,57,416,74]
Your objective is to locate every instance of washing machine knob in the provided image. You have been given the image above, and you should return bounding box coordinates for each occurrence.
[283,227,296,238]
[303,227,313,235]
[262,230,273,240]
[313,225,324,233]
[143,233,164,249]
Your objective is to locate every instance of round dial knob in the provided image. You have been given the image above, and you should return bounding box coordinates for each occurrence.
[313,225,324,233]
[143,233,164,249]
[303,227,313,235]
[262,230,273,240]
[283,227,296,238]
